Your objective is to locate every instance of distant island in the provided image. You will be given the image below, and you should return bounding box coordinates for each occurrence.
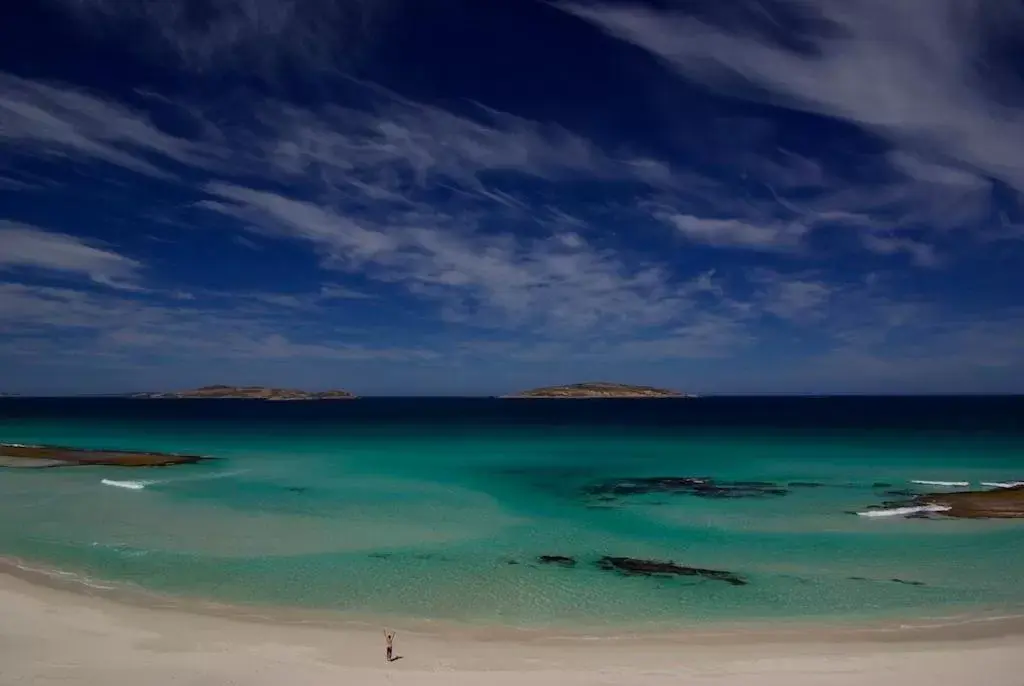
[132,385,357,400]
[502,382,691,399]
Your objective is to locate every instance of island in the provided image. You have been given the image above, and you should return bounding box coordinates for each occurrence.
[0,443,209,468]
[131,385,357,400]
[501,382,690,398]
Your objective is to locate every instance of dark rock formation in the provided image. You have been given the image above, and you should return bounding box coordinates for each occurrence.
[849,576,925,586]
[788,482,826,488]
[502,382,692,398]
[583,477,788,502]
[596,556,747,586]
[891,578,925,586]
[915,485,1024,518]
[538,555,576,567]
[0,443,209,468]
[857,485,1024,519]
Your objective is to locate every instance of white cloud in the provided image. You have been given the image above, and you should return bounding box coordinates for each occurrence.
[656,212,809,252]
[750,271,834,322]
[0,174,37,191]
[320,284,373,300]
[0,222,142,287]
[860,233,941,268]
[0,281,434,362]
[201,182,719,335]
[49,0,394,74]
[255,96,686,203]
[561,0,1024,206]
[0,73,212,177]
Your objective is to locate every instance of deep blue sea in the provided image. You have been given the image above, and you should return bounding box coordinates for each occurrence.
[1,396,1023,631]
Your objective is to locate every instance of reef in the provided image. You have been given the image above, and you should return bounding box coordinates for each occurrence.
[583,476,788,502]
[916,485,1024,518]
[0,443,209,468]
[595,556,747,586]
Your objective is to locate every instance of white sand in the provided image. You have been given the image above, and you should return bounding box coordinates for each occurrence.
[2,572,1023,686]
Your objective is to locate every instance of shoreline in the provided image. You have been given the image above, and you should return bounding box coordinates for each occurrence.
[4,564,1024,685]
[5,553,1024,646]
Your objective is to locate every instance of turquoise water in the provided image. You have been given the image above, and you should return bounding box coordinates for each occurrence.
[2,398,1024,630]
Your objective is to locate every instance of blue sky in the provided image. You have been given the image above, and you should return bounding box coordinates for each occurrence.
[1,0,1022,395]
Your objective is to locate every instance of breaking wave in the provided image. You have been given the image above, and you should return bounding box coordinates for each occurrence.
[100,479,151,490]
[100,469,248,491]
[857,505,952,518]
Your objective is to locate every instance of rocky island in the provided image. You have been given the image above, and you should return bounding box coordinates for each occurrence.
[0,443,209,468]
[132,385,357,400]
[502,382,689,398]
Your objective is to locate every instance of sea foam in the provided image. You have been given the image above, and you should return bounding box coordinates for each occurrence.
[100,479,151,490]
[100,470,247,491]
[910,480,969,487]
[857,504,952,518]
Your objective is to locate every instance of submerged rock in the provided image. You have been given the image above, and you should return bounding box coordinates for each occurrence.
[891,578,926,586]
[583,476,788,502]
[538,555,576,567]
[0,443,208,467]
[849,576,926,586]
[595,556,747,586]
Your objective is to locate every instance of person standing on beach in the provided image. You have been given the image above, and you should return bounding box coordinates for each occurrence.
[384,629,396,662]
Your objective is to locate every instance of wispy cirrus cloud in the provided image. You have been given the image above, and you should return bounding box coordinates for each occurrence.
[560,0,1024,220]
[49,0,395,74]
[252,92,688,206]
[0,222,143,288]
[200,181,723,335]
[0,281,435,363]
[0,73,212,178]
[655,212,810,252]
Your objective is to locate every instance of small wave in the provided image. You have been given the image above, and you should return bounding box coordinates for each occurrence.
[154,468,248,485]
[857,505,952,518]
[100,479,152,490]
[910,480,969,487]
[100,470,247,491]
[980,481,1024,489]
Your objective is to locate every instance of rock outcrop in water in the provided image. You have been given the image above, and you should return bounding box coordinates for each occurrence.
[596,556,748,585]
[132,385,356,400]
[855,484,1024,519]
[916,485,1024,518]
[0,443,208,468]
[583,476,788,502]
[502,382,691,398]
[538,555,576,567]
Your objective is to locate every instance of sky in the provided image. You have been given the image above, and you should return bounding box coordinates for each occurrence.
[1,0,1022,396]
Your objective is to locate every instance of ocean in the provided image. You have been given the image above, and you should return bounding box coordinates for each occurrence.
[1,396,1023,631]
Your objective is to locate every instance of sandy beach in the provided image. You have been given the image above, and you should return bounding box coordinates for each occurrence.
[2,568,1023,686]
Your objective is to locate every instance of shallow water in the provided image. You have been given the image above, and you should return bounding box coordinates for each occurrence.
[1,397,1023,630]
